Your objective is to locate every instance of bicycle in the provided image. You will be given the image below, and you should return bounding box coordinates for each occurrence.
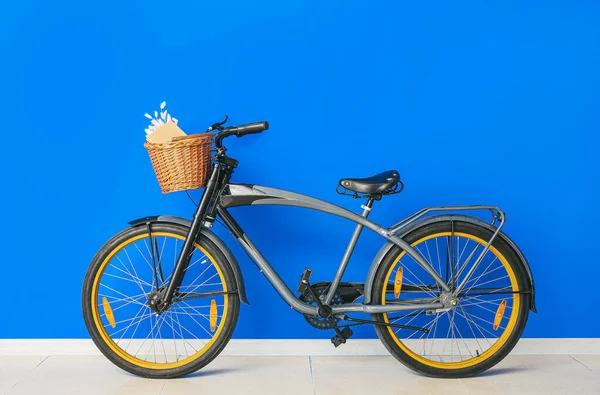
[82,116,536,379]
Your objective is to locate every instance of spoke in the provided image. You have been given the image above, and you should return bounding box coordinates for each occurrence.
[168,309,188,357]
[464,265,505,287]
[103,272,152,288]
[461,296,513,310]
[151,313,169,363]
[448,311,456,361]
[112,256,152,293]
[168,310,179,361]
[160,312,201,358]
[170,310,222,319]
[116,308,150,356]
[440,311,454,359]
[175,263,215,294]
[164,255,209,286]
[169,309,199,356]
[421,312,437,356]
[101,294,147,317]
[456,239,470,267]
[105,311,154,329]
[462,308,506,330]
[453,232,458,286]
[460,303,485,353]
[395,259,436,297]
[122,248,151,295]
[445,236,451,284]
[111,303,146,341]
[405,315,439,340]
[455,242,480,284]
[144,238,161,289]
[462,300,507,315]
[134,313,162,358]
[184,272,222,294]
[455,308,498,339]
[465,275,509,290]
[452,310,473,359]
[166,310,204,345]
[148,313,157,362]
[457,304,492,346]
[171,304,223,309]
[428,312,442,358]
[100,284,145,305]
[423,240,435,277]
[461,256,499,294]
[392,310,426,333]
[99,292,147,304]
[132,242,156,282]
[112,307,151,340]
[159,236,167,269]
[435,238,443,280]
[174,304,216,337]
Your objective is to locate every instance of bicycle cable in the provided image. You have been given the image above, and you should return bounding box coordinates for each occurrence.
[185,191,198,206]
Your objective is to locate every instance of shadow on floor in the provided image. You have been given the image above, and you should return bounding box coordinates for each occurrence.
[185,368,238,378]
[475,366,528,377]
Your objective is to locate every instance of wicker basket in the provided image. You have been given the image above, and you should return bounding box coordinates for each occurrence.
[144,133,214,194]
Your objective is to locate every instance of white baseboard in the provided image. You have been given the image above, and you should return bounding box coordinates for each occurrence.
[0,339,599,356]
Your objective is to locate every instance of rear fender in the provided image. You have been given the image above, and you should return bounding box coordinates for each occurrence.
[128,215,249,305]
[364,214,536,312]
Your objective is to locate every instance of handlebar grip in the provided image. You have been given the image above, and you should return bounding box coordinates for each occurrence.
[233,121,269,135]
[215,121,269,148]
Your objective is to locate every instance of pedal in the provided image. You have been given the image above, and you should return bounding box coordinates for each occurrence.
[331,327,353,348]
[297,268,313,293]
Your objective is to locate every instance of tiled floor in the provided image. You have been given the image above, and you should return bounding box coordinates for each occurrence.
[1,355,599,395]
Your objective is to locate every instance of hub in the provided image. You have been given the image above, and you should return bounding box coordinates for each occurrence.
[427,291,459,314]
[147,287,168,314]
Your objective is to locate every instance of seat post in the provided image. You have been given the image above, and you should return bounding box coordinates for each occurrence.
[360,196,375,217]
[324,196,376,305]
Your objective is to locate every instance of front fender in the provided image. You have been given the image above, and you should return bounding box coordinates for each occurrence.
[128,215,249,305]
[364,214,536,312]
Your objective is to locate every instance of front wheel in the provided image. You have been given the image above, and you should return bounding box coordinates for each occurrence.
[371,220,530,378]
[82,223,240,378]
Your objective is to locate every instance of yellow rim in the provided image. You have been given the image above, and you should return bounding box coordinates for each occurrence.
[91,232,229,370]
[382,232,520,370]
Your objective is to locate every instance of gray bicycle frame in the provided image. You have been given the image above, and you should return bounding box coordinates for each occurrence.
[218,184,505,317]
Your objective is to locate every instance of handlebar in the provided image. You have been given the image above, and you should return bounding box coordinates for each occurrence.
[214,121,269,148]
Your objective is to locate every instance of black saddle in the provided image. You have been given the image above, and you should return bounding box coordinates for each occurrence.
[338,170,401,195]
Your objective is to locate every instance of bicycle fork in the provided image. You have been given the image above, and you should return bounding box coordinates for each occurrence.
[154,165,223,311]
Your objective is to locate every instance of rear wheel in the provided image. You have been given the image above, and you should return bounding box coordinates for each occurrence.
[371,220,530,378]
[82,223,240,378]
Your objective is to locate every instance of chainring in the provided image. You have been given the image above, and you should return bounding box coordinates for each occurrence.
[300,283,343,330]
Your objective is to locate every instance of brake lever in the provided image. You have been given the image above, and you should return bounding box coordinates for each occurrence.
[207,114,229,132]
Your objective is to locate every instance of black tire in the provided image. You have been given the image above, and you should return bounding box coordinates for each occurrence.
[371,220,530,378]
[82,223,240,378]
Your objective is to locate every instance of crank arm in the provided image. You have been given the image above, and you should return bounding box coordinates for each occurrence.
[340,315,429,334]
[172,290,238,302]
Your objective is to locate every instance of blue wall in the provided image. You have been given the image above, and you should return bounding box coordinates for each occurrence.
[1,1,598,338]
